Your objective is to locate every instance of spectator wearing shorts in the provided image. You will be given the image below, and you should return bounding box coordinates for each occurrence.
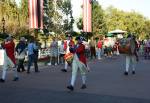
[59,40,65,64]
[48,37,58,66]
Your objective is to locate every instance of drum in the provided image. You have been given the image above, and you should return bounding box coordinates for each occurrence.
[118,44,131,54]
[64,53,74,65]
[118,39,131,54]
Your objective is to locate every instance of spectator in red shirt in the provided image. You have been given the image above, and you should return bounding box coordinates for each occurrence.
[97,38,103,60]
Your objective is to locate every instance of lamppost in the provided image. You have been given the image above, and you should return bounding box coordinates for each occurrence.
[2,17,5,34]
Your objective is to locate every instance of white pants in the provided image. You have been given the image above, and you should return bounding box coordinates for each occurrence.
[64,61,68,70]
[125,55,136,72]
[1,52,18,80]
[114,47,120,55]
[70,54,87,86]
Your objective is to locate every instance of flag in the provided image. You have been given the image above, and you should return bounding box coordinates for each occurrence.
[29,0,43,29]
[83,0,92,32]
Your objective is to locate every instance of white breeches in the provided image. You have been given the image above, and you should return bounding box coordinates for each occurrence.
[1,52,17,80]
[125,55,136,72]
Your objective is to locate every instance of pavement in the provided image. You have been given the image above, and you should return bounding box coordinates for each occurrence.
[0,55,150,103]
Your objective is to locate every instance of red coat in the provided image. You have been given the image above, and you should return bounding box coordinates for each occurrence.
[113,41,119,51]
[76,43,87,66]
[69,40,75,47]
[3,41,16,65]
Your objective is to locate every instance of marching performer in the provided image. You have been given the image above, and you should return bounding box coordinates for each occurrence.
[61,35,74,72]
[0,36,19,82]
[67,36,89,91]
[124,34,138,75]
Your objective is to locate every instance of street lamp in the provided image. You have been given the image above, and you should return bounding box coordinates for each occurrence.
[2,17,5,33]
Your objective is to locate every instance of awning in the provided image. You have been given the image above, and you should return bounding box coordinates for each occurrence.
[106,33,114,37]
[108,29,127,34]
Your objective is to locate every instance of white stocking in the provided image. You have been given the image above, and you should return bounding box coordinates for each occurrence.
[2,69,6,80]
[82,75,86,84]
[71,75,76,86]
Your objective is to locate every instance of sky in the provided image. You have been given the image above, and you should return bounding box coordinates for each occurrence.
[16,0,150,19]
[72,0,150,19]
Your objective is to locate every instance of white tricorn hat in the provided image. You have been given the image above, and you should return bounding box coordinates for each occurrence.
[20,37,26,41]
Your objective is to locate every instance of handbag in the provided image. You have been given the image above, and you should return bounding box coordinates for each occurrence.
[16,50,26,59]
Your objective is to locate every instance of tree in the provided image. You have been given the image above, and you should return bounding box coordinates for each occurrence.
[92,0,107,36]
[0,0,30,39]
[20,0,28,23]
[77,17,83,30]
[43,0,51,34]
[59,0,74,32]
[105,6,126,31]
[104,6,150,38]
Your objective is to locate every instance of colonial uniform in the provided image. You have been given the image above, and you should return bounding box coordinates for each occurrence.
[67,36,88,91]
[0,38,18,82]
[61,39,75,72]
[113,41,120,55]
[124,35,138,75]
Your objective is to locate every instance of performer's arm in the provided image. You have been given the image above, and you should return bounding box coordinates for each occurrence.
[76,45,85,54]
[69,47,75,53]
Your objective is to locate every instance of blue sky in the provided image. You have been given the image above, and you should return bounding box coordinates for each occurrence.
[72,0,150,19]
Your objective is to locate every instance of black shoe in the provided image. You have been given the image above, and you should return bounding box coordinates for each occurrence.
[0,79,5,83]
[67,85,74,91]
[81,84,87,89]
[61,69,67,72]
[27,71,30,74]
[132,71,135,75]
[124,72,128,75]
[17,69,21,72]
[22,69,26,72]
[13,77,19,81]
[35,71,40,73]
[136,58,139,62]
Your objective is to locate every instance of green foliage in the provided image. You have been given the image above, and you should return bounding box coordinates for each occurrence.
[77,1,150,39]
[92,0,108,35]
[104,6,150,39]
[0,0,29,39]
[43,0,60,35]
[59,0,74,32]
[77,17,83,30]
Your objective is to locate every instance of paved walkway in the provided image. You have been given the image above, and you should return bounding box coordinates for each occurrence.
[0,55,150,103]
